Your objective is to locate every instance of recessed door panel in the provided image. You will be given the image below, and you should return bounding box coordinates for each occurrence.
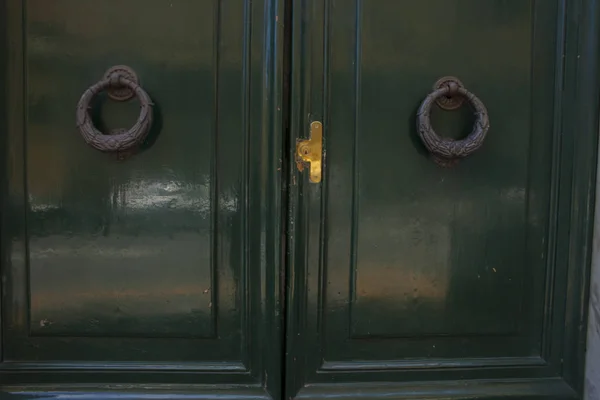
[322,0,547,360]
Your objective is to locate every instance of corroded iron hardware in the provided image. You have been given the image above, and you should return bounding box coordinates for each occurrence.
[76,65,153,157]
[417,77,489,166]
[296,121,323,183]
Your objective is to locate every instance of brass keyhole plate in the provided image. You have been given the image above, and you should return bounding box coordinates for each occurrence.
[296,121,323,183]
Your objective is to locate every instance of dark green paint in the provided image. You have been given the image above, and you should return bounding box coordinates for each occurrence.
[286,0,599,399]
[0,0,284,397]
[1,0,598,400]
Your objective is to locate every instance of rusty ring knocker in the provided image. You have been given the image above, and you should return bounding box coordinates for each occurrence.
[76,66,153,155]
[417,77,489,166]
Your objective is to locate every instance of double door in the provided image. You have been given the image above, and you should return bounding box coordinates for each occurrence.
[1,1,598,400]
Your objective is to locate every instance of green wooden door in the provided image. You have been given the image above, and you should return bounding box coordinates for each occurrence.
[286,1,599,399]
[1,1,599,400]
[0,0,284,398]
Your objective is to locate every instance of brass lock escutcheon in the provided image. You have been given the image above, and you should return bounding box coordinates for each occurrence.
[296,121,323,183]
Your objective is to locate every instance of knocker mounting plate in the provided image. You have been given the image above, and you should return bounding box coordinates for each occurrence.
[103,65,139,102]
[433,76,465,111]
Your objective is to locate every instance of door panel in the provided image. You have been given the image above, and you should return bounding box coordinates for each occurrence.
[1,0,283,395]
[323,0,546,361]
[287,0,599,399]
[25,0,224,345]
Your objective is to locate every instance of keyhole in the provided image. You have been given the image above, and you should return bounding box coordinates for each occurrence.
[303,148,310,155]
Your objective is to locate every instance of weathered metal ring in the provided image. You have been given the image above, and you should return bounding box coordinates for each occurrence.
[76,71,153,154]
[417,80,489,164]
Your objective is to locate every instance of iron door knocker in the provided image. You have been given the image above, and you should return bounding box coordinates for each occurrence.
[76,65,153,157]
[417,76,489,166]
